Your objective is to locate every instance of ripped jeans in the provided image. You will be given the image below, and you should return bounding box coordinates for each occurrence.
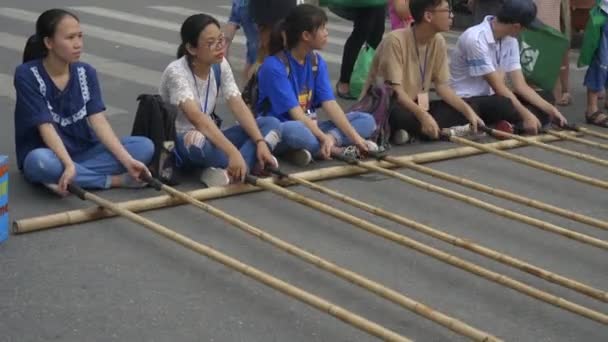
[175,116,282,170]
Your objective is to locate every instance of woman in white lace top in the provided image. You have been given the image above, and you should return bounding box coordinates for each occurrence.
[159,13,281,187]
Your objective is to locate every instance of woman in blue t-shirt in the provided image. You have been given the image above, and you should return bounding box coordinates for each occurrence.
[14,9,154,195]
[255,4,377,166]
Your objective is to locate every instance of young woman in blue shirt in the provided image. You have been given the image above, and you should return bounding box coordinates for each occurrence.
[255,4,377,166]
[14,9,154,195]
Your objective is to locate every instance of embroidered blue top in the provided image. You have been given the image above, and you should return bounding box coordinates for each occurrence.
[13,60,106,169]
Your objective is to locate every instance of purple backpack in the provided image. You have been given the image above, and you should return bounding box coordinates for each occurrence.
[348,82,395,150]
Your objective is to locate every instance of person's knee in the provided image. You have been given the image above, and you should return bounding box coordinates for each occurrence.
[348,112,377,138]
[257,116,282,132]
[124,136,155,164]
[23,148,63,182]
[281,121,318,151]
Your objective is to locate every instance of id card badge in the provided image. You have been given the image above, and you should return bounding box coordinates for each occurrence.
[306,109,318,125]
[417,92,430,111]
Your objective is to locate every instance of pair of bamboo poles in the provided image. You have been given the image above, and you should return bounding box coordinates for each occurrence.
[12,128,608,340]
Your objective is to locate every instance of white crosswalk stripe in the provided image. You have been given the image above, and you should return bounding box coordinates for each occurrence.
[0,73,128,116]
[148,5,345,64]
[0,32,161,88]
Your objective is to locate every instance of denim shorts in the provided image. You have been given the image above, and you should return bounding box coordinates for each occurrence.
[228,0,258,65]
[584,22,608,92]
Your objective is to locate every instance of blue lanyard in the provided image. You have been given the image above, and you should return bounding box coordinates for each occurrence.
[412,27,430,91]
[286,51,314,111]
[190,68,212,113]
[495,40,502,66]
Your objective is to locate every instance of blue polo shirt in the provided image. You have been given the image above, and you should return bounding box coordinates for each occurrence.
[256,51,335,122]
[13,59,106,169]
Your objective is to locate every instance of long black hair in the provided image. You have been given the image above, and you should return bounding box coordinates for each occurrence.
[268,4,327,56]
[22,9,79,63]
[176,13,221,59]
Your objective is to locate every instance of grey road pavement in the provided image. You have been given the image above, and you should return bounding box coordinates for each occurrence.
[0,1,606,341]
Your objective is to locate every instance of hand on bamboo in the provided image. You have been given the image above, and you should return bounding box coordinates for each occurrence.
[353,135,370,155]
[522,114,541,135]
[318,134,336,160]
[256,140,277,169]
[58,163,76,196]
[465,111,485,133]
[549,107,568,127]
[227,151,248,182]
[420,113,440,139]
[123,158,151,184]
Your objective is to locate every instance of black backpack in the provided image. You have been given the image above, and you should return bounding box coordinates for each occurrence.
[132,64,222,184]
[242,51,318,116]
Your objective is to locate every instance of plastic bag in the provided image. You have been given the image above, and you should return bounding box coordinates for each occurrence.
[349,44,375,98]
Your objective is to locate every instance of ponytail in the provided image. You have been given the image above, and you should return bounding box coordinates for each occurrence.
[268,20,287,56]
[267,4,328,57]
[22,34,46,63]
[176,42,187,59]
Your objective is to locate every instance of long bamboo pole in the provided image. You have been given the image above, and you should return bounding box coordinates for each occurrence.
[379,155,608,232]
[244,176,608,325]
[578,126,608,140]
[66,184,412,342]
[482,127,608,168]
[266,168,608,303]
[332,155,608,251]
[11,134,571,234]
[449,136,608,190]
[547,130,608,151]
[143,177,498,341]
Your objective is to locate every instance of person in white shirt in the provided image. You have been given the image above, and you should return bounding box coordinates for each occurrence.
[159,14,281,187]
[449,0,567,135]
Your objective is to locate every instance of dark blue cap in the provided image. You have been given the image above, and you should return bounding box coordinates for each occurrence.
[497,0,542,28]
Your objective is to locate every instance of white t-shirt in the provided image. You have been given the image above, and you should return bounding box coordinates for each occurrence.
[449,16,521,98]
[159,56,241,134]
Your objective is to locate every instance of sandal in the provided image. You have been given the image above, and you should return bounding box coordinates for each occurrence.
[585,110,608,128]
[335,83,356,100]
[556,92,572,106]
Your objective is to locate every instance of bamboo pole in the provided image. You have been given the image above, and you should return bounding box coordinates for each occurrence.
[547,130,608,151]
[268,168,608,303]
[449,136,608,190]
[11,134,570,234]
[483,127,608,168]
[66,184,412,342]
[578,126,608,140]
[381,156,608,232]
[144,177,499,341]
[245,176,608,325]
[332,155,608,251]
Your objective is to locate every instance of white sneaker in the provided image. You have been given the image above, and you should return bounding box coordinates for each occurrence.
[391,129,410,145]
[284,149,312,167]
[200,167,230,187]
[365,140,379,152]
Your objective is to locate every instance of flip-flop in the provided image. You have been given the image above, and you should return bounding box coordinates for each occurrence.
[335,83,357,100]
[585,110,608,128]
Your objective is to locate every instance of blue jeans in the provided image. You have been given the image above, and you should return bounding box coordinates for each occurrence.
[228,0,258,65]
[584,22,608,92]
[275,112,376,157]
[22,136,154,189]
[175,116,281,170]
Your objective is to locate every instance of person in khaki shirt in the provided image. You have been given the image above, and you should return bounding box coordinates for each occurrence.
[364,0,483,142]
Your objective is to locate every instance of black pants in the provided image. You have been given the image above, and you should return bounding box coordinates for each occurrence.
[338,6,386,84]
[389,91,554,139]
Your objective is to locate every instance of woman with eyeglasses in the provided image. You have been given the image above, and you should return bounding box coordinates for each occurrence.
[159,14,281,187]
